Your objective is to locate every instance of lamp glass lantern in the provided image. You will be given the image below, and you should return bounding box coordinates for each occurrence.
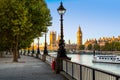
[57,2,66,15]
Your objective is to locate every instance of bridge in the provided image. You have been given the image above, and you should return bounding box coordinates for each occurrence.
[0,52,120,80]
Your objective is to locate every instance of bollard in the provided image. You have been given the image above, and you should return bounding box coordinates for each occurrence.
[52,60,56,70]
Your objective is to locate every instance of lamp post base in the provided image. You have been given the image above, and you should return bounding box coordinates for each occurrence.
[36,50,40,58]
[55,47,71,74]
[44,49,48,55]
[31,54,33,57]
[57,45,71,60]
[36,53,39,58]
[42,55,46,62]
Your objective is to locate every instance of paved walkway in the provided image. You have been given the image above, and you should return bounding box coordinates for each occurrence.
[0,55,67,80]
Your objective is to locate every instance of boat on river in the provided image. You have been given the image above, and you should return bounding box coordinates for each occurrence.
[92,55,120,64]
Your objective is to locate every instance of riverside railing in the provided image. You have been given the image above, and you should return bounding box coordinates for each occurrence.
[62,59,120,80]
[46,55,55,65]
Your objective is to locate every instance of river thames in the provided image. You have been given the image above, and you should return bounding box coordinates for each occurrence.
[49,52,120,75]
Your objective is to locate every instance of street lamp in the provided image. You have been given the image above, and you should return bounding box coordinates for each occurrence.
[23,49,26,55]
[36,37,40,58]
[42,33,48,61]
[56,2,70,74]
[43,33,48,55]
[57,2,70,59]
[28,47,30,56]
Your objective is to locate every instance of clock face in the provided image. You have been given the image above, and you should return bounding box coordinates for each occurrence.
[77,34,82,36]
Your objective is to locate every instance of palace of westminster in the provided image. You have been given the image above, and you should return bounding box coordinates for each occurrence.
[38,26,82,51]
[32,26,120,51]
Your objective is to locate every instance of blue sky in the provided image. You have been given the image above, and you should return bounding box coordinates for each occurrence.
[38,0,120,44]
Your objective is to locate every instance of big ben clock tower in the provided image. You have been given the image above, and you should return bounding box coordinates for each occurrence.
[77,26,82,49]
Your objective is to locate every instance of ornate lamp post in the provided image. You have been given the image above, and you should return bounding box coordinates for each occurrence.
[27,47,30,56]
[44,33,48,55]
[57,2,70,59]
[92,42,96,56]
[23,49,26,55]
[42,33,48,61]
[36,37,40,58]
[56,2,70,74]
[20,49,22,55]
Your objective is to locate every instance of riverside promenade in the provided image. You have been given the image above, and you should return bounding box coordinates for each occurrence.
[0,55,67,80]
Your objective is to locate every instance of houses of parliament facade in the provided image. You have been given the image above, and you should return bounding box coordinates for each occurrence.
[39,26,83,51]
[32,25,120,51]
[84,36,120,49]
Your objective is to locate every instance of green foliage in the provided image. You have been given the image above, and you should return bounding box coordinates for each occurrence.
[94,44,100,50]
[0,0,52,62]
[0,0,52,52]
[87,44,92,50]
[79,45,85,50]
[101,42,120,51]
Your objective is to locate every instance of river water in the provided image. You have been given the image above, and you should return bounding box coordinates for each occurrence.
[49,52,120,75]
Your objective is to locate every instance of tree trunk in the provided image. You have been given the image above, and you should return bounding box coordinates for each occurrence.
[0,52,3,58]
[10,48,13,55]
[13,49,18,62]
[13,36,18,62]
[17,50,20,58]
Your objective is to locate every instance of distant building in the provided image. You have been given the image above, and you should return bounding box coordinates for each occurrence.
[65,40,77,51]
[84,36,120,49]
[49,31,58,51]
[57,34,60,44]
[50,31,56,46]
[38,25,83,51]
[77,26,82,49]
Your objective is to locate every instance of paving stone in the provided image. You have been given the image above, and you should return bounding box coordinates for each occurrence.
[0,55,67,80]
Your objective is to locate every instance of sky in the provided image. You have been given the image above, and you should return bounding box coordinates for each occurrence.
[37,0,120,45]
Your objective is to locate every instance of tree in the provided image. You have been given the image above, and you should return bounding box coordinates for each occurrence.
[87,44,92,50]
[101,42,120,51]
[79,45,85,50]
[0,0,52,62]
[94,44,100,50]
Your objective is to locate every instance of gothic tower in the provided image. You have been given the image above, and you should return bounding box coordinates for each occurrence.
[57,34,60,44]
[77,26,82,49]
[50,31,56,46]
